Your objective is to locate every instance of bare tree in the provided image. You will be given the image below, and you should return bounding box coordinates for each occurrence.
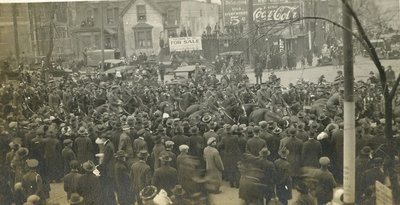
[44,3,57,70]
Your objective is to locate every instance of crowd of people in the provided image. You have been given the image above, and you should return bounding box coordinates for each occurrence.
[0,56,399,205]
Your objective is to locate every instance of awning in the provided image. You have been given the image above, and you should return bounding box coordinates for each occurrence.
[104,28,117,35]
[133,22,154,29]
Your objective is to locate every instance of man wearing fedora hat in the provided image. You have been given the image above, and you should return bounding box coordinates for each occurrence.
[258,147,277,205]
[22,159,44,205]
[114,150,133,205]
[355,146,372,201]
[11,147,30,183]
[98,132,117,205]
[119,124,135,167]
[246,126,266,157]
[152,154,178,196]
[279,127,303,176]
[152,135,166,170]
[172,126,189,155]
[301,134,322,168]
[62,139,76,175]
[133,132,148,158]
[76,160,101,205]
[360,157,384,200]
[274,148,292,205]
[131,150,152,205]
[203,122,218,143]
[159,141,177,168]
[74,127,93,164]
[188,126,204,158]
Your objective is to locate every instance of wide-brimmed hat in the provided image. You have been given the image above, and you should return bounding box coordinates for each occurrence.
[156,125,165,132]
[69,193,84,204]
[122,124,130,131]
[77,127,88,136]
[278,147,289,158]
[166,119,174,127]
[171,185,186,196]
[137,150,149,158]
[96,124,106,133]
[140,185,158,201]
[273,127,282,134]
[115,150,127,158]
[17,147,29,157]
[26,159,39,168]
[318,114,328,122]
[361,146,372,155]
[82,160,96,172]
[259,147,271,157]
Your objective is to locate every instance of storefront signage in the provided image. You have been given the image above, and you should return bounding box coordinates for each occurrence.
[223,1,301,26]
[169,37,202,52]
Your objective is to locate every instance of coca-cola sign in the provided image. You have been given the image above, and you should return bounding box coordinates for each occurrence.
[223,1,301,26]
[254,4,300,23]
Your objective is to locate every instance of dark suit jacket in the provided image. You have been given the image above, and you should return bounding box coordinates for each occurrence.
[103,140,115,178]
[301,139,322,168]
[63,170,82,199]
[130,160,152,193]
[77,173,101,205]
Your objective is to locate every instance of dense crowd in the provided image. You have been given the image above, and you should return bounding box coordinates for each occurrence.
[0,59,399,205]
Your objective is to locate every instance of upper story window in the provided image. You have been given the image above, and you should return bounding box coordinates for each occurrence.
[137,5,146,21]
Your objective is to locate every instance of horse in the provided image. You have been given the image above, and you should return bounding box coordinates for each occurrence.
[248,108,282,124]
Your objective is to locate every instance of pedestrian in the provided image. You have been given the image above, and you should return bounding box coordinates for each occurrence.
[62,139,76,175]
[301,135,322,168]
[21,159,44,205]
[152,154,178,196]
[11,147,29,184]
[314,157,337,205]
[360,157,385,197]
[159,141,177,168]
[219,125,241,188]
[74,127,93,164]
[280,127,303,175]
[76,160,101,205]
[172,126,189,155]
[274,148,292,205]
[114,150,134,205]
[63,160,82,200]
[43,128,63,182]
[158,62,165,83]
[131,150,152,205]
[119,124,135,167]
[152,135,166,170]
[246,126,266,156]
[203,137,224,194]
[188,126,205,158]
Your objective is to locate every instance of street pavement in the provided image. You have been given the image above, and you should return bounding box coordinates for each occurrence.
[163,56,400,86]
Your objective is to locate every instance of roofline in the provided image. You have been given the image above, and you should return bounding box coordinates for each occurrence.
[120,0,165,18]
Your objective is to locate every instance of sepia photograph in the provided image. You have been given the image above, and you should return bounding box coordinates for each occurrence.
[0,0,399,204]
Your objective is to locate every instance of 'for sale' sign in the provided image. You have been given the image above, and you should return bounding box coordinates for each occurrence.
[169,37,202,52]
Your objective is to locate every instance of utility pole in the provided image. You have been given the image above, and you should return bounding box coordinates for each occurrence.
[100,2,105,71]
[342,0,355,204]
[247,0,255,71]
[12,4,20,65]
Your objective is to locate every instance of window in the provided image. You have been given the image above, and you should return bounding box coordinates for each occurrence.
[137,5,146,21]
[134,29,152,48]
[167,9,178,26]
[107,8,114,24]
[55,3,67,23]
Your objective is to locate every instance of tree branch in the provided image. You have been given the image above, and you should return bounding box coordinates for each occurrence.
[389,74,400,99]
[340,0,387,94]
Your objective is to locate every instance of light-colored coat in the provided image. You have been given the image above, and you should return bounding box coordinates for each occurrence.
[203,146,224,191]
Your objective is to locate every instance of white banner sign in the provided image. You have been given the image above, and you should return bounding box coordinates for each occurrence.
[376,181,393,205]
[169,37,202,52]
